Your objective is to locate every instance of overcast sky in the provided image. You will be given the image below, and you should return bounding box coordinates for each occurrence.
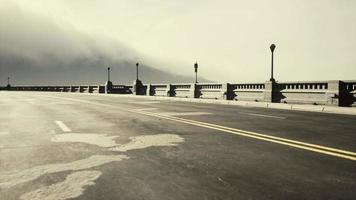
[1,0,356,83]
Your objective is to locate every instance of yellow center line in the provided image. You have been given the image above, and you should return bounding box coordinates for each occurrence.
[129,110,356,161]
[41,95,356,161]
[136,110,356,157]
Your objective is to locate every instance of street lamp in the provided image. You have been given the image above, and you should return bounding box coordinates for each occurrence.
[270,44,276,81]
[136,62,139,80]
[194,62,198,83]
[107,67,111,82]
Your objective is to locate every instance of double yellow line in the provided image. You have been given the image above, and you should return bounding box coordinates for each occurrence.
[129,109,356,161]
[42,95,356,161]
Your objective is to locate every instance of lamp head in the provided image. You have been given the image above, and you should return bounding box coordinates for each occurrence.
[270,44,276,52]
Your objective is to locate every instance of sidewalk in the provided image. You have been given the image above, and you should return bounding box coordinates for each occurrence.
[105,94,356,116]
[5,91,355,116]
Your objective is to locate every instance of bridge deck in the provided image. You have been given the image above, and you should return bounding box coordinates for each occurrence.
[0,91,355,200]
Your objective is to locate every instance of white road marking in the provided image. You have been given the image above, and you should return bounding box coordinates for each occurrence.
[0,155,128,189]
[20,170,102,200]
[156,112,212,116]
[241,112,286,119]
[110,134,184,152]
[55,121,72,132]
[52,133,119,148]
[133,108,158,111]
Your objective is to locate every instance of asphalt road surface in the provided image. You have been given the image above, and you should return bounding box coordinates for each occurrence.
[0,91,355,200]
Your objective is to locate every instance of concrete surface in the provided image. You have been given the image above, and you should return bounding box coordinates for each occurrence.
[92,93,356,116]
[0,91,355,200]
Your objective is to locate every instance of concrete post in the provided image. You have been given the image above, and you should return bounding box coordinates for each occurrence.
[166,84,172,97]
[326,80,345,106]
[222,83,234,100]
[191,83,199,98]
[133,79,144,95]
[263,80,277,102]
[146,84,152,96]
[105,81,113,94]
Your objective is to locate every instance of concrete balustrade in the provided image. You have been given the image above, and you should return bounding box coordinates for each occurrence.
[147,84,171,96]
[195,83,231,100]
[231,83,266,102]
[2,79,356,107]
[275,81,330,105]
[171,83,195,98]
[109,85,132,94]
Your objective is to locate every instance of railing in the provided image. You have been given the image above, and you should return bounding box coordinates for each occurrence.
[196,83,226,99]
[277,81,328,91]
[230,83,265,102]
[3,85,104,93]
[110,85,132,94]
[148,84,169,96]
[274,81,329,105]
[2,80,356,107]
[171,83,194,98]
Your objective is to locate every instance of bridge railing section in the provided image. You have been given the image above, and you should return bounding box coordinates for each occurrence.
[195,83,230,100]
[3,85,104,93]
[274,81,329,105]
[109,85,132,94]
[230,83,265,102]
[2,80,356,107]
[146,84,170,96]
[171,83,195,98]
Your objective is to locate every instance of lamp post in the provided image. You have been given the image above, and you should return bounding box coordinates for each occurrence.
[107,67,111,82]
[194,62,198,83]
[136,62,139,80]
[270,44,276,81]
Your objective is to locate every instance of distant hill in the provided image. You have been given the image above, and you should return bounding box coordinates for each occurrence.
[0,53,206,86]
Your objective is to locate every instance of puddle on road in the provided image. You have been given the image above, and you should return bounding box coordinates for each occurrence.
[52,133,119,148]
[0,155,128,189]
[109,134,184,152]
[20,170,102,200]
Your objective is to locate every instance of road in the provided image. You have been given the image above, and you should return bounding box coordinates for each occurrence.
[0,91,355,200]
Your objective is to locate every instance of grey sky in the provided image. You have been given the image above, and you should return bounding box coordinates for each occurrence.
[1,0,356,83]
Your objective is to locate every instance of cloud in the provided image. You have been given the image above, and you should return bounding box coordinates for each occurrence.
[0,1,201,85]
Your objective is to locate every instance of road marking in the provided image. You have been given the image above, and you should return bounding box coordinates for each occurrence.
[133,108,158,111]
[240,112,286,119]
[135,110,356,161]
[42,95,356,161]
[156,112,212,116]
[55,121,72,132]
